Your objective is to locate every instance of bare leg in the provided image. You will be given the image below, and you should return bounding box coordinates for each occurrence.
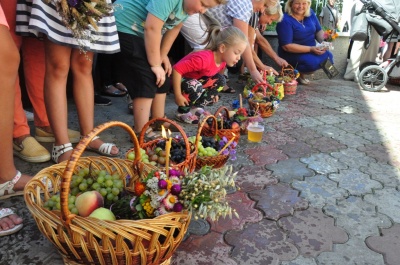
[151,93,167,119]
[133,97,153,132]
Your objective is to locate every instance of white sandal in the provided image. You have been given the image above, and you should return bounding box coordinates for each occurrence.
[84,136,119,157]
[52,143,73,164]
[0,171,23,199]
[0,208,23,236]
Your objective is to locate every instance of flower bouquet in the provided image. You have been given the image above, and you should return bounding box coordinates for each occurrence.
[319,27,339,50]
[111,166,238,221]
[45,0,113,51]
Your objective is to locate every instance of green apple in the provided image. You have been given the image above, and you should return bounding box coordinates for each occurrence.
[89,207,116,221]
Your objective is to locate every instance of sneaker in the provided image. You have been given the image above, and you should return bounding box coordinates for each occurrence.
[24,110,34,122]
[35,127,80,143]
[175,112,199,124]
[94,94,112,106]
[13,136,51,163]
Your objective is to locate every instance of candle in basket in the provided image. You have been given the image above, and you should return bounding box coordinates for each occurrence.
[218,133,236,155]
[163,129,172,177]
[219,113,223,129]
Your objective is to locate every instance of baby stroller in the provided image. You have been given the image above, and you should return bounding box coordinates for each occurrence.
[357,0,400,91]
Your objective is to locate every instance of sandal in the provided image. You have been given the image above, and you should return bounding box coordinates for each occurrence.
[150,115,179,132]
[142,127,162,142]
[221,86,236,94]
[115,83,128,92]
[103,85,127,97]
[0,208,23,237]
[0,171,23,199]
[84,136,119,157]
[52,143,73,163]
[175,112,199,124]
[190,107,211,120]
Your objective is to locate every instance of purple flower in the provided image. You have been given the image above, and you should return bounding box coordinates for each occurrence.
[170,184,181,195]
[173,202,183,212]
[158,179,168,189]
[67,0,80,7]
[169,169,181,177]
[129,196,138,212]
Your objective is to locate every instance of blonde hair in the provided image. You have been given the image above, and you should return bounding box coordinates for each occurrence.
[201,16,248,51]
[285,0,311,17]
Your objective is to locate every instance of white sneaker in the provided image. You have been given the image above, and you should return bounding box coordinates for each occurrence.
[24,110,34,122]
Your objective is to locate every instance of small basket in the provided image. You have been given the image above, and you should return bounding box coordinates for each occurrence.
[200,106,240,143]
[281,65,298,95]
[195,115,230,170]
[248,83,275,118]
[281,64,297,79]
[136,117,197,173]
[24,121,191,265]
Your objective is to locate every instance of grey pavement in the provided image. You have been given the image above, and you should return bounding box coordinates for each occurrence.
[1,74,400,265]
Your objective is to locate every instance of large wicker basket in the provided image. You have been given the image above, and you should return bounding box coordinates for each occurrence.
[248,83,275,118]
[195,115,230,170]
[200,106,240,143]
[24,121,191,265]
[127,117,197,173]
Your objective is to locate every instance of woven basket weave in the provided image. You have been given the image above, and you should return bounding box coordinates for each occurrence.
[248,83,275,118]
[24,121,191,265]
[195,115,230,170]
[281,65,298,95]
[200,106,240,143]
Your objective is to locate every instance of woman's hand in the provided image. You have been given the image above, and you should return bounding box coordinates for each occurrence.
[310,46,327,55]
[151,65,166,87]
[161,56,172,77]
[175,94,189,107]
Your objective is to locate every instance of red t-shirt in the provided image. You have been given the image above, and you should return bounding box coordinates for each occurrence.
[173,50,226,79]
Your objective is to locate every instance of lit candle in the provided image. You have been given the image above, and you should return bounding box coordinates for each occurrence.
[164,129,172,177]
[218,133,236,155]
[219,113,223,129]
[255,103,260,115]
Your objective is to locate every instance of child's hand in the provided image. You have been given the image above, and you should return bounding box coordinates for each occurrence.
[151,66,167,87]
[162,57,172,77]
[175,94,189,107]
[213,95,219,103]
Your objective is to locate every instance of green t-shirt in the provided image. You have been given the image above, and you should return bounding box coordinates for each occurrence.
[114,0,188,38]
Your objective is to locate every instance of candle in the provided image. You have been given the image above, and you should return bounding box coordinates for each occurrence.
[218,113,223,129]
[218,133,236,155]
[239,94,243,109]
[255,103,260,115]
[165,132,172,177]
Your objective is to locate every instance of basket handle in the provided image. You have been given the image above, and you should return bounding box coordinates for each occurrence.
[213,106,231,119]
[61,121,141,226]
[281,64,295,79]
[195,114,218,147]
[251,83,273,96]
[139,117,191,160]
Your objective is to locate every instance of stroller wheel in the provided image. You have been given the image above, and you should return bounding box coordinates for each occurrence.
[358,65,388,92]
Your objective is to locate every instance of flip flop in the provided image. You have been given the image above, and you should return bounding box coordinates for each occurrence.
[221,86,236,94]
[0,208,23,237]
[0,171,24,199]
[84,136,119,157]
[103,85,127,97]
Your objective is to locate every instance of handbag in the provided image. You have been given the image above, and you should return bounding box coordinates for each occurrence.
[320,58,339,79]
[350,12,369,41]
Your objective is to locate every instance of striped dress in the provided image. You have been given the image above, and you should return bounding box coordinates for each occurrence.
[16,0,120,53]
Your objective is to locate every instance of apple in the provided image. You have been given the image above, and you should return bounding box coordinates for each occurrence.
[75,190,104,217]
[231,122,240,129]
[89,207,116,221]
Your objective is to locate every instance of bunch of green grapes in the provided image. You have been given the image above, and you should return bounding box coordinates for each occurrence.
[43,193,78,214]
[127,147,150,163]
[69,168,124,205]
[188,136,218,157]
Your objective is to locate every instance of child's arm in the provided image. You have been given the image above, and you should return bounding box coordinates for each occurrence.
[161,23,183,77]
[172,69,189,107]
[144,13,166,87]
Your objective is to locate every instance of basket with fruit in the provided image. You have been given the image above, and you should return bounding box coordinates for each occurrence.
[24,121,189,265]
[190,115,236,170]
[281,65,298,95]
[248,82,279,118]
[231,94,263,135]
[200,106,241,143]
[127,117,197,173]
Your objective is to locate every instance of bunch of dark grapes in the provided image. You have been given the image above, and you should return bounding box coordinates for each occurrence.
[201,136,219,150]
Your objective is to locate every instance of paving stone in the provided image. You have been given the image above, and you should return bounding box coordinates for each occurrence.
[316,238,385,265]
[211,191,263,233]
[305,136,347,153]
[312,124,346,139]
[224,219,298,264]
[328,169,382,196]
[235,165,278,192]
[280,256,318,265]
[278,207,348,257]
[295,117,325,128]
[292,175,348,207]
[173,232,236,265]
[323,196,392,238]
[358,143,394,164]
[333,132,372,148]
[359,162,400,188]
[335,121,366,134]
[315,115,344,125]
[364,188,400,223]
[270,119,300,133]
[278,141,315,158]
[365,224,400,265]
[331,148,377,169]
[264,130,297,146]
[186,219,211,236]
[265,158,314,184]
[249,183,308,221]
[245,145,288,166]
[300,153,348,175]
[356,128,387,144]
[285,127,323,142]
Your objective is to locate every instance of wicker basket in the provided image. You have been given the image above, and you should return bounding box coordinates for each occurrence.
[281,65,298,95]
[200,106,240,143]
[248,83,275,118]
[135,117,197,173]
[195,115,230,170]
[24,121,191,265]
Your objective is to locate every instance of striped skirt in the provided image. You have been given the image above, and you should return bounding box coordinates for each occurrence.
[16,0,120,53]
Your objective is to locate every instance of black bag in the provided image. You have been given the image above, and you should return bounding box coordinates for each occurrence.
[320,58,339,79]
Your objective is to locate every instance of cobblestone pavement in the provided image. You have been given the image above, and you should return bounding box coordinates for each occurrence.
[1,75,400,265]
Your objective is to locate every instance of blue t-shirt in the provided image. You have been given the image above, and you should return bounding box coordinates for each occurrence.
[114,0,188,38]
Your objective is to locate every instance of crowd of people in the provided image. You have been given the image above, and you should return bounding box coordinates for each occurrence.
[6,0,391,237]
